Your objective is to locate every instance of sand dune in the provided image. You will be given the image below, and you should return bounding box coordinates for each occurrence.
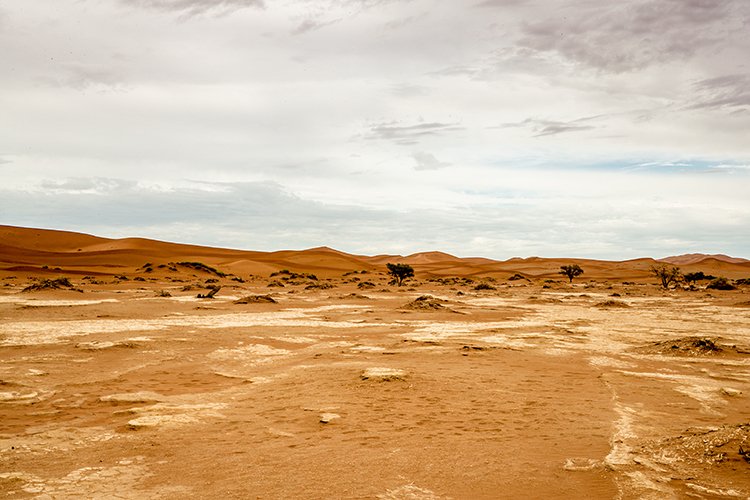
[2,225,748,281]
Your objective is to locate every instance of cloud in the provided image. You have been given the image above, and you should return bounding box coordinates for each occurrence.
[689,74,750,112]
[37,63,125,91]
[475,0,529,7]
[118,0,264,16]
[291,16,342,35]
[388,84,430,97]
[516,0,745,72]
[498,115,602,137]
[365,121,464,145]
[412,152,450,171]
[39,177,138,193]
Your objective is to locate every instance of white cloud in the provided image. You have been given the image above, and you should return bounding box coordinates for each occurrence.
[0,0,748,258]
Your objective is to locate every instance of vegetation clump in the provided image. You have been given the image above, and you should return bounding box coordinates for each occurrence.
[305,282,335,290]
[683,271,714,284]
[177,262,226,277]
[270,270,318,281]
[22,278,81,293]
[595,299,629,308]
[507,273,528,281]
[234,294,277,304]
[706,277,737,291]
[634,337,745,357]
[474,283,496,291]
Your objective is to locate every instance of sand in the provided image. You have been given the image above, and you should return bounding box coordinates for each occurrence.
[1,225,750,498]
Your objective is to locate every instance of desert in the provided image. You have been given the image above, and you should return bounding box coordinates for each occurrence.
[1,225,749,499]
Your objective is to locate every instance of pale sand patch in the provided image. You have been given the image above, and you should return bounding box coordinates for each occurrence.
[0,311,387,345]
[208,344,291,361]
[0,297,119,307]
[377,484,445,500]
[361,367,407,381]
[100,392,165,404]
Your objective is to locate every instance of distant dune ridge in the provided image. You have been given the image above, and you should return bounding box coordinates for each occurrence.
[1,225,748,280]
[658,253,750,265]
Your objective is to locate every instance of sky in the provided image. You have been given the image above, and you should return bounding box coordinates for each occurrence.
[1,0,749,260]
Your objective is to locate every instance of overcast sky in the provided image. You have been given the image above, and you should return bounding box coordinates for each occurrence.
[1,0,749,259]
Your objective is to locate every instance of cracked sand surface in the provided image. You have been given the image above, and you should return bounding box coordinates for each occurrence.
[2,283,750,498]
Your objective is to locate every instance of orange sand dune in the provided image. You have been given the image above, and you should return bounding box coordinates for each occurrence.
[1,225,748,281]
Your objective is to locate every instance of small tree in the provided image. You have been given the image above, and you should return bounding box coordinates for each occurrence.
[386,263,414,287]
[650,264,681,289]
[683,271,706,285]
[559,264,584,283]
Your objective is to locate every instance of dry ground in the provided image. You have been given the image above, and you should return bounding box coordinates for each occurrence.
[1,276,750,499]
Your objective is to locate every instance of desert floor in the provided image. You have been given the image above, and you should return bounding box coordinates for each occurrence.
[1,277,750,499]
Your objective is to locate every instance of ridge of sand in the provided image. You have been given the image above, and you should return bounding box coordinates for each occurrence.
[1,225,749,280]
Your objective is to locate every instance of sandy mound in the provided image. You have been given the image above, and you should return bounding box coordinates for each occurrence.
[642,423,750,466]
[22,278,82,293]
[234,295,277,304]
[360,367,407,381]
[634,337,746,357]
[595,299,630,308]
[336,293,371,300]
[401,295,446,311]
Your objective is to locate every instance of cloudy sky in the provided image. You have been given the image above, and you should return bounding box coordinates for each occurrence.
[1,0,749,259]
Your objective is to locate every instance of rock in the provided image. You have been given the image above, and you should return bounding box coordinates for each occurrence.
[319,413,341,424]
[721,387,742,397]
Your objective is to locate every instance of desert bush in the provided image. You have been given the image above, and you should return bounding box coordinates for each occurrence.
[177,262,226,277]
[305,282,335,290]
[474,283,496,291]
[22,278,77,292]
[706,277,736,290]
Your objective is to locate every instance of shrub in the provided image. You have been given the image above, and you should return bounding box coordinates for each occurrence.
[474,283,496,291]
[706,277,736,290]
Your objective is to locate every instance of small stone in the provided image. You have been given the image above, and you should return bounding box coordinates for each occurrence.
[319,413,341,424]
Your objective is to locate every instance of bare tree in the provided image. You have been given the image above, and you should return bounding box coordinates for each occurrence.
[386,263,414,286]
[559,264,584,283]
[650,264,681,289]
